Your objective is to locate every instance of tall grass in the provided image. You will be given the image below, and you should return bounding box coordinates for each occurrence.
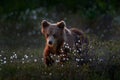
[0,38,120,80]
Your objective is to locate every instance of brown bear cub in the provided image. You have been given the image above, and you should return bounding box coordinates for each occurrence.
[41,20,88,66]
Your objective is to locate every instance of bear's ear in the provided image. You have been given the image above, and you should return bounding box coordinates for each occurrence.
[57,20,66,29]
[41,20,50,28]
[41,20,50,34]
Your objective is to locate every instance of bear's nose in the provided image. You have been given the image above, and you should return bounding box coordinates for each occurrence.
[48,41,53,45]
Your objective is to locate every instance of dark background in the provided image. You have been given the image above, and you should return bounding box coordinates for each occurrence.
[0,0,120,41]
[0,0,120,39]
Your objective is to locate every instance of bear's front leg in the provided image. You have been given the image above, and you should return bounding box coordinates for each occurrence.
[43,47,54,66]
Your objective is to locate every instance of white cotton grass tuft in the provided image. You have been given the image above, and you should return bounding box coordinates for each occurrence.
[34,59,37,62]
[10,54,17,60]
[10,56,13,60]
[1,50,4,53]
[80,58,84,61]
[13,54,17,59]
[89,58,92,62]
[31,55,33,57]
[56,59,60,63]
[3,61,6,64]
[3,57,6,60]
[77,65,80,67]
[61,64,64,67]
[24,54,28,59]
[49,73,52,76]
[78,40,81,42]
[76,58,80,62]
[22,61,25,64]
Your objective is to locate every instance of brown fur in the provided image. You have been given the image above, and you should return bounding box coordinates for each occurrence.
[41,20,88,66]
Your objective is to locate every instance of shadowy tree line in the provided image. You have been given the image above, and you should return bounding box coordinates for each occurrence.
[0,0,120,15]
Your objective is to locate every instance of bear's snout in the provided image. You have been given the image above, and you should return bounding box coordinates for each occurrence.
[47,36,55,47]
[48,41,53,45]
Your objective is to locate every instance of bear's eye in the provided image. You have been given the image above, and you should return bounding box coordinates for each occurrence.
[46,34,49,37]
[53,34,56,38]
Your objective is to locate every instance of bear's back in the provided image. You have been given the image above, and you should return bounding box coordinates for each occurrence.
[63,28,88,51]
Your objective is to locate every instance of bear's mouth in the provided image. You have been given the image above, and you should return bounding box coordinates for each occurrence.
[48,44,54,47]
[47,41,54,47]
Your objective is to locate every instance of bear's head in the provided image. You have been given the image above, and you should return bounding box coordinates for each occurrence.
[41,20,66,47]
